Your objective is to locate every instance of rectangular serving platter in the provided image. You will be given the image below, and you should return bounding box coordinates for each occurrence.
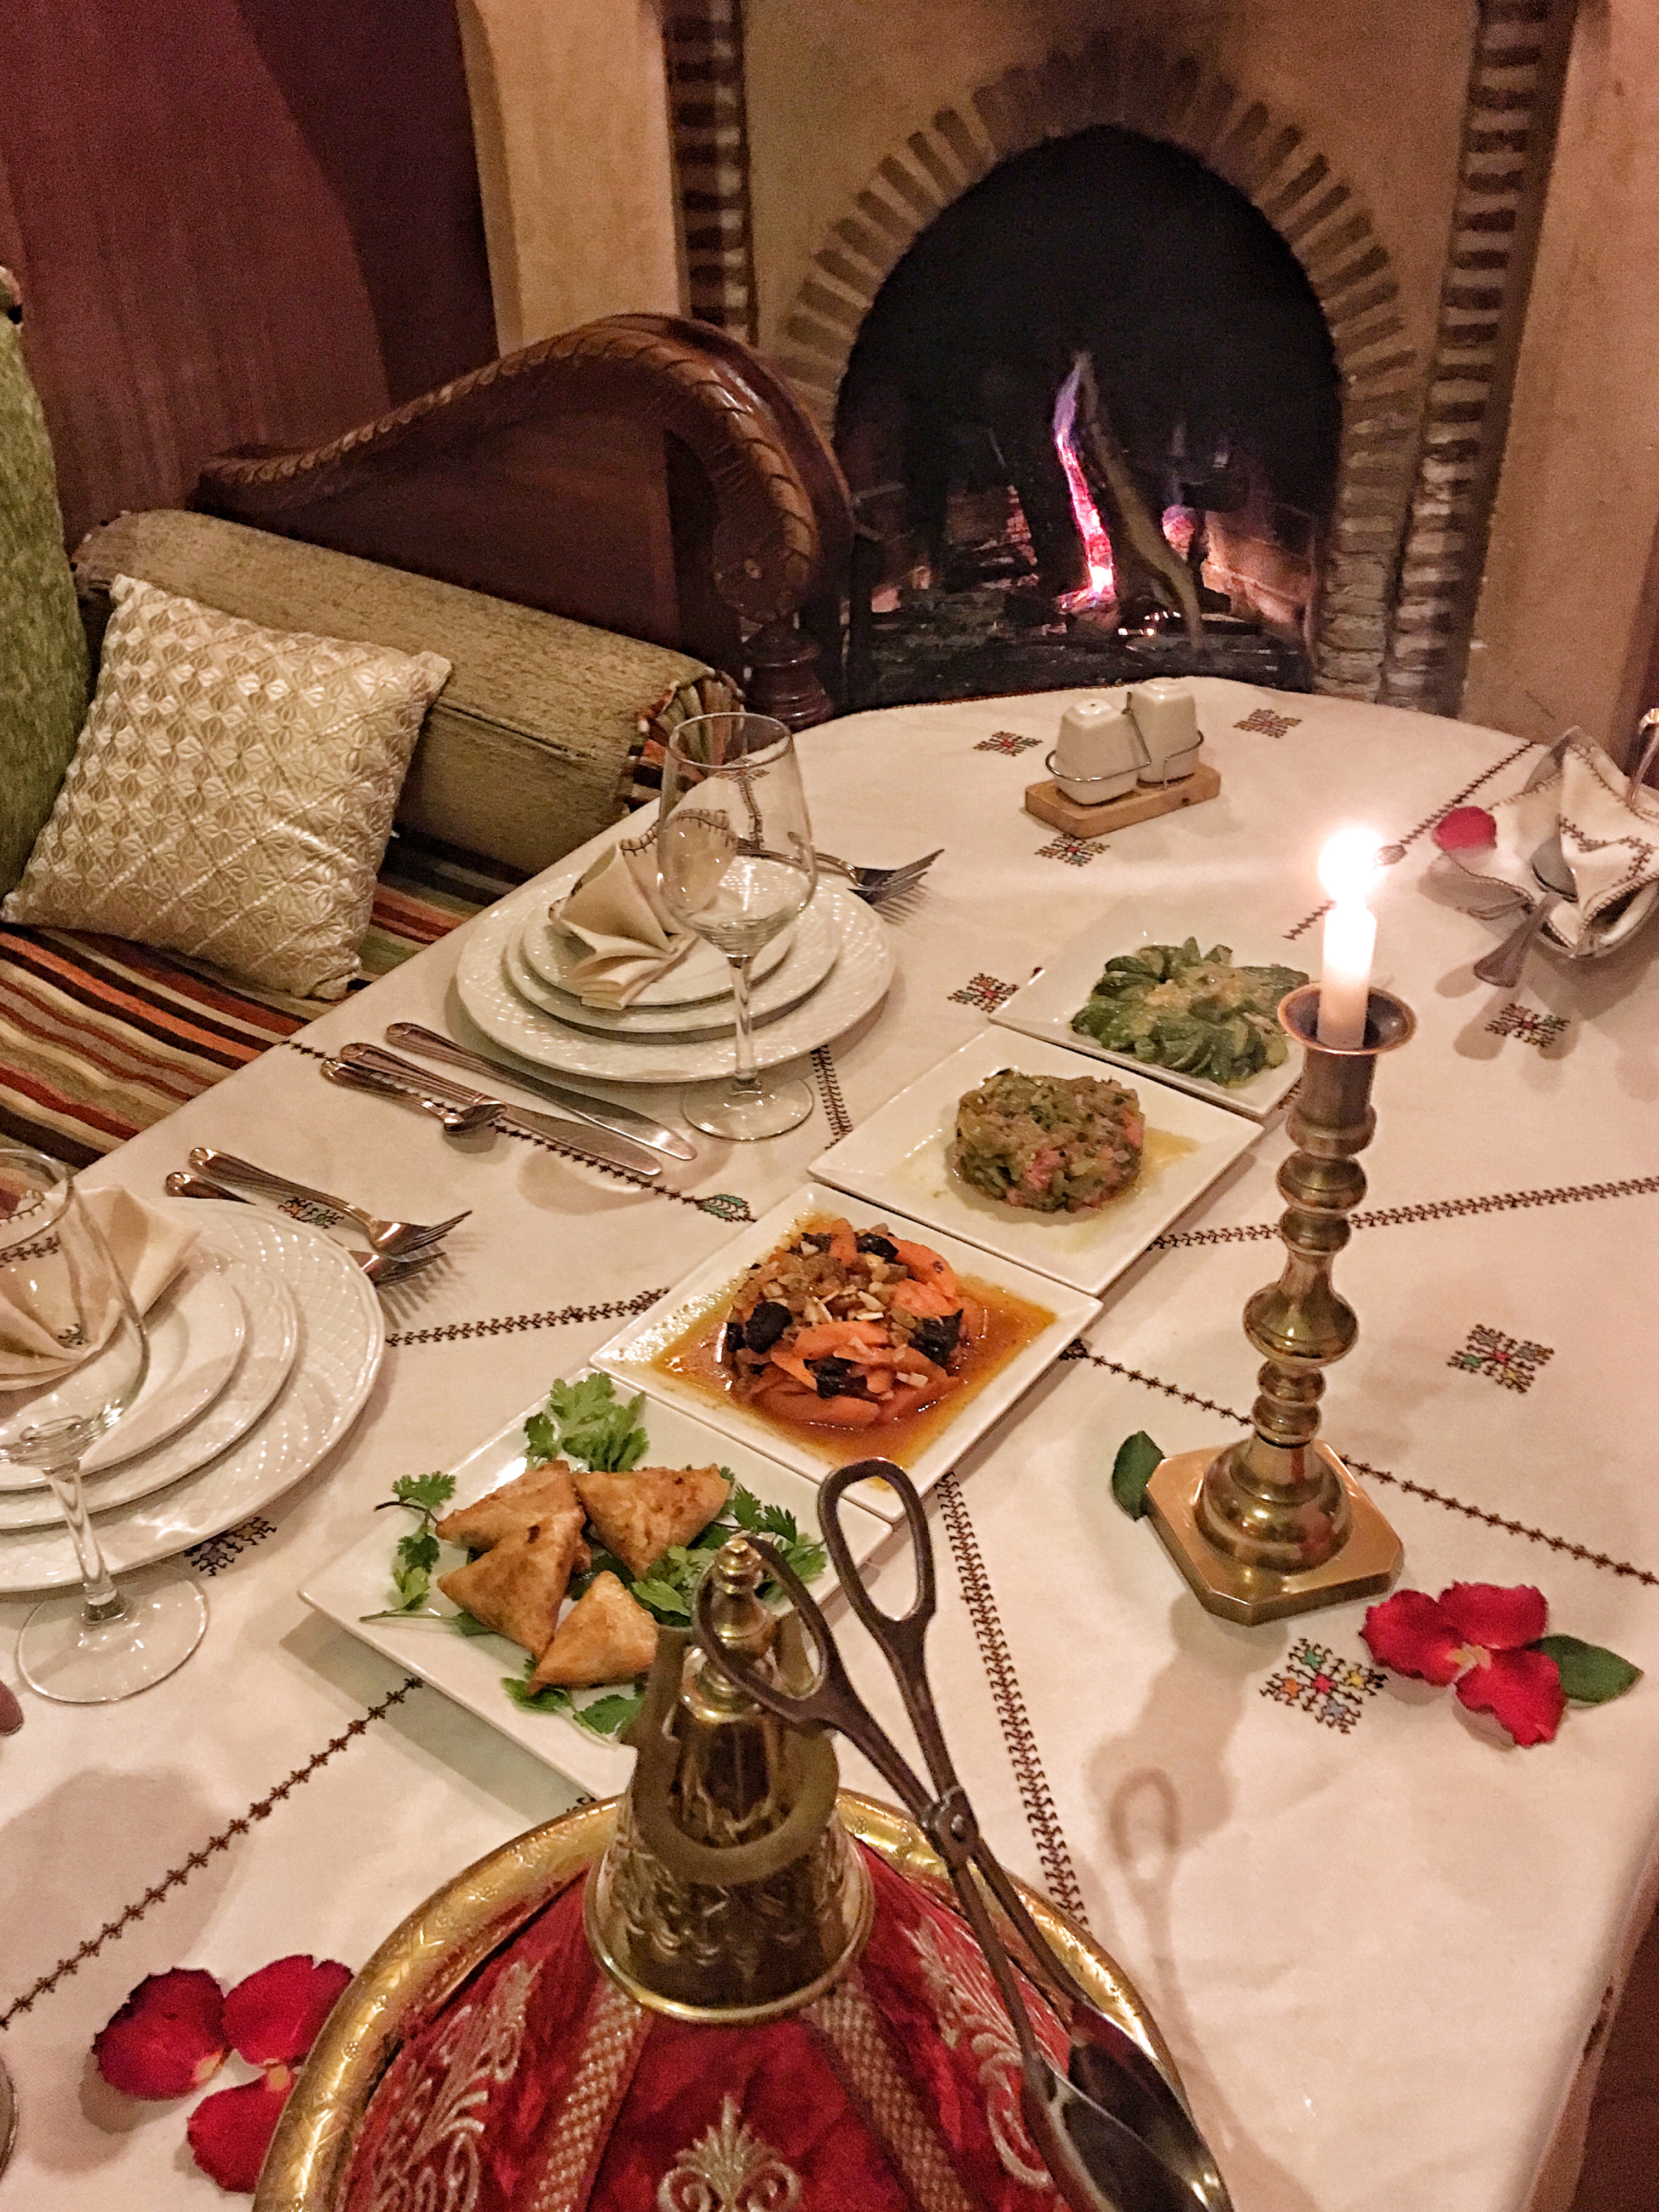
[300,1374,890,1797]
[808,1030,1258,1293]
[591,1184,1100,1520]
[990,894,1311,1120]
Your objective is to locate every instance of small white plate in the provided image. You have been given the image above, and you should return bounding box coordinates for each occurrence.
[505,898,837,1037]
[809,1031,1259,1294]
[517,906,794,1007]
[991,900,1311,1121]
[0,1206,382,1590]
[592,1186,1099,1520]
[0,1248,247,1492]
[458,884,893,1085]
[0,1244,298,1530]
[301,1379,890,1796]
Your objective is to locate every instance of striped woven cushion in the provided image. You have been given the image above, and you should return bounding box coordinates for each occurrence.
[0,833,522,1165]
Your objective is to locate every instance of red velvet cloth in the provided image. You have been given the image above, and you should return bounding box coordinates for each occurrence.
[342,1846,1072,2211]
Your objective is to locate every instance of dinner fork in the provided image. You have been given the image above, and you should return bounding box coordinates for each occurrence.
[814,848,943,903]
[165,1172,450,1288]
[185,1148,469,1255]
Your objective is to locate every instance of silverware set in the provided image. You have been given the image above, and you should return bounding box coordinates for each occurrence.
[166,1159,465,1289]
[814,847,943,904]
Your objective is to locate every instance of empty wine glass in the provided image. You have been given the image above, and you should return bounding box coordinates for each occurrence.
[2,1148,207,1702]
[657,713,819,1139]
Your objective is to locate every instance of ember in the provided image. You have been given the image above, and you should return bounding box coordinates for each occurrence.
[1052,358,1114,612]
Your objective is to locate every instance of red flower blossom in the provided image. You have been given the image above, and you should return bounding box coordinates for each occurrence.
[223,1956,352,2068]
[187,2073,295,2193]
[1363,1582,1566,1746]
[92,1968,227,2098]
[1433,805,1498,853]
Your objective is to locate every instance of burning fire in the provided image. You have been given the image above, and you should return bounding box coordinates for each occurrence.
[1052,358,1114,610]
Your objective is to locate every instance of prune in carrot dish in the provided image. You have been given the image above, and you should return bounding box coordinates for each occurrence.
[951,1067,1144,1212]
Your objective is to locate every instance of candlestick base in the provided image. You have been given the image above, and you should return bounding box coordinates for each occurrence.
[1145,1442,1402,1624]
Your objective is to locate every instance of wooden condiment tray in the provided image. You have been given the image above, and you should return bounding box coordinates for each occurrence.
[1024,761,1222,838]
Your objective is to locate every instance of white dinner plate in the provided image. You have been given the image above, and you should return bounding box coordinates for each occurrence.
[990,896,1312,1121]
[504,896,837,1037]
[592,1186,1099,1521]
[517,906,794,1007]
[808,1031,1259,1294]
[0,1246,247,1493]
[458,882,893,1085]
[301,1376,890,1796]
[0,1244,298,1531]
[0,1207,383,1590]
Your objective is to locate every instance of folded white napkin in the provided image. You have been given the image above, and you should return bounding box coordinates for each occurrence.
[549,837,698,1009]
[0,1186,195,1389]
[1449,734,1659,953]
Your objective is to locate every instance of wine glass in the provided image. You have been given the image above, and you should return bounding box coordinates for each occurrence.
[1,1148,207,1702]
[657,713,819,1139]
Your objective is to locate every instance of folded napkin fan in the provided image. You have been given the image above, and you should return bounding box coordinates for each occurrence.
[549,836,698,1009]
[0,1186,195,1389]
[1453,734,1659,953]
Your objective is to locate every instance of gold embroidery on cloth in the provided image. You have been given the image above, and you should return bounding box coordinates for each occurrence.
[906,1914,1063,2188]
[365,1960,540,2212]
[656,2094,803,2211]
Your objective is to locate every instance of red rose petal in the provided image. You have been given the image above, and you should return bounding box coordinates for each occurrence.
[223,1955,351,2067]
[93,1967,227,2099]
[187,2075,291,2193]
[1455,1647,1566,1746]
[1362,1589,1466,1684]
[1433,806,1498,853]
[1437,1581,1548,1653]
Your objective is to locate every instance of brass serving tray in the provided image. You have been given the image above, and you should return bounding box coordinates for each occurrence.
[256,1790,1182,2210]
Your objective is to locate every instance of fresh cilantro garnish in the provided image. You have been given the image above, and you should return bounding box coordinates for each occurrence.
[624,1482,826,1627]
[362,1470,457,1620]
[525,1374,650,1472]
[500,1665,646,1739]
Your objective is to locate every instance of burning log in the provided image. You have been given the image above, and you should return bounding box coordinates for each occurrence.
[1066,352,1203,644]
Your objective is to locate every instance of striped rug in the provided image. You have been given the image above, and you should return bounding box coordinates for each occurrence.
[0,835,522,1165]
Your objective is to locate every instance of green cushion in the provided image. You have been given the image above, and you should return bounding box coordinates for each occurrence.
[0,318,87,891]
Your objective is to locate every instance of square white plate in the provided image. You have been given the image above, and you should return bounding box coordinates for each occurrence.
[301,1376,890,1798]
[807,1031,1259,1293]
[990,896,1313,1120]
[591,1186,1100,1519]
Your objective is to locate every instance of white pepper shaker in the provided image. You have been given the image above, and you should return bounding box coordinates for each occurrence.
[1126,679,1203,785]
[1051,693,1147,804]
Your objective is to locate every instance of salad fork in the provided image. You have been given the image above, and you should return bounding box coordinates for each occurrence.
[166,1172,450,1288]
[185,1148,468,1255]
[814,848,943,903]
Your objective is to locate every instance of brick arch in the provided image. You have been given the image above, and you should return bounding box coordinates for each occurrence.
[774,37,1423,699]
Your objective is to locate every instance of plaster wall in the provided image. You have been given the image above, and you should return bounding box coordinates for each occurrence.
[1464,0,1659,755]
[456,0,683,352]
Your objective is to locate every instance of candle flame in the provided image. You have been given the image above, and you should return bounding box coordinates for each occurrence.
[1318,827,1384,906]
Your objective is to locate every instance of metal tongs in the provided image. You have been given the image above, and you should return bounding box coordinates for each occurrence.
[693,1460,1232,2212]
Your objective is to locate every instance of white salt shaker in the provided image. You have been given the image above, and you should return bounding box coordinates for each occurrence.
[1127,679,1203,785]
[1048,692,1147,804]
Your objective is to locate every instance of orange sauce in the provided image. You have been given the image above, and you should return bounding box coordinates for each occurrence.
[651,1227,1056,1469]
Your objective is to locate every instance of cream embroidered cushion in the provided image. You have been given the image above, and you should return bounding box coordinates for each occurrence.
[4,575,450,998]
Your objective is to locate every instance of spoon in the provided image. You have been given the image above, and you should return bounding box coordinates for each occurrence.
[1473,832,1574,988]
[320,1058,498,1132]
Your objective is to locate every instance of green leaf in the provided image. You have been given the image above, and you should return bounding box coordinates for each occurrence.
[528,1375,652,1473]
[631,1575,692,1622]
[523,1410,557,1464]
[447,1609,494,1638]
[503,1671,572,1713]
[1531,1635,1643,1705]
[570,1688,647,1737]
[1111,1431,1164,1520]
[392,1470,455,1514]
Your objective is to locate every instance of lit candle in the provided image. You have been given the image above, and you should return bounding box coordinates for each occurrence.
[1316,828,1381,1048]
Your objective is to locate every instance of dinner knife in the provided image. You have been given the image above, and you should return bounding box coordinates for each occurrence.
[383,1022,696,1161]
[335,1044,665,1178]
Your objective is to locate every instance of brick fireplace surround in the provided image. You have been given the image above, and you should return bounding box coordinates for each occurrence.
[461,0,1659,755]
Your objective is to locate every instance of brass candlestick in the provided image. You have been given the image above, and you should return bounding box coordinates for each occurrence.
[1146,984,1412,1623]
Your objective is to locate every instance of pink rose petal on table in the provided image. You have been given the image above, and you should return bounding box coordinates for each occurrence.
[187,2071,294,2193]
[1433,806,1498,852]
[1361,1589,1466,1684]
[93,1967,228,2098]
[1455,1647,1566,1746]
[223,1955,352,2068]
[1437,1581,1549,1651]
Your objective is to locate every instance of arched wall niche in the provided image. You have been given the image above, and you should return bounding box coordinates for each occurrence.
[771,39,1423,699]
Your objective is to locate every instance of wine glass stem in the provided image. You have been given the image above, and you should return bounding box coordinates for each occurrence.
[43,1458,126,1623]
[728,952,760,1098]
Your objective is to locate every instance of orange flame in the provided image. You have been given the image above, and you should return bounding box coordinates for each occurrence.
[1052,359,1114,609]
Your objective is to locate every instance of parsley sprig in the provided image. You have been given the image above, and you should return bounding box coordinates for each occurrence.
[361,1470,458,1620]
[524,1374,650,1472]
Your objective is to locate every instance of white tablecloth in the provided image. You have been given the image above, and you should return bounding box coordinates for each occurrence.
[3,679,1654,2212]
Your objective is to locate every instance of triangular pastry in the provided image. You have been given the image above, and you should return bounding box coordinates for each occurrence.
[435,1459,584,1552]
[530,1572,659,1690]
[572,1463,731,1577]
[437,1515,583,1654]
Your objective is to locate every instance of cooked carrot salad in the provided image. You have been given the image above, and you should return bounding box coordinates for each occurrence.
[720,1217,984,1430]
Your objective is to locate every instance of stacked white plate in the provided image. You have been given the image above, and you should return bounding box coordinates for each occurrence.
[454,855,895,1087]
[0,1205,384,1592]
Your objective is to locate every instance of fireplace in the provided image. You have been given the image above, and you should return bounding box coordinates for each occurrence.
[832,122,1340,705]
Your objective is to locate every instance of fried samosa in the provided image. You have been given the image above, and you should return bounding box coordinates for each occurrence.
[437,1515,583,1654]
[572,1463,730,1578]
[530,1571,659,1690]
[435,1459,585,1553]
